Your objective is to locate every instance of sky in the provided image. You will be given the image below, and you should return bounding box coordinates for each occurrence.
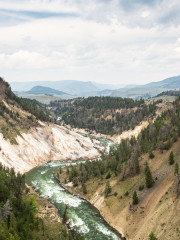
[0,0,180,85]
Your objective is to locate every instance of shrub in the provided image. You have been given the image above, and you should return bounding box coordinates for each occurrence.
[149,151,155,159]
[169,151,174,165]
[139,185,144,191]
[132,191,139,205]
[149,232,158,240]
[124,191,129,196]
[105,172,111,179]
[145,163,154,188]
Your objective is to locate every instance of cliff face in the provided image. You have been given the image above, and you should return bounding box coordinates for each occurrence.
[0,122,103,173]
[0,78,103,173]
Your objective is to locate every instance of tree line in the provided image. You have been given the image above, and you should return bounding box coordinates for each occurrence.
[63,97,180,191]
[54,97,160,135]
[0,164,84,240]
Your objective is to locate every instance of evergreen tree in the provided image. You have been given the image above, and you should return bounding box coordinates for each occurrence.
[174,163,179,176]
[104,181,111,198]
[132,191,138,204]
[149,151,155,159]
[135,158,140,174]
[145,163,154,188]
[62,205,68,224]
[169,151,174,165]
[149,232,158,240]
[82,182,87,194]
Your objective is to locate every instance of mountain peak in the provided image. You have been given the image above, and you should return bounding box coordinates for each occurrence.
[27,85,70,96]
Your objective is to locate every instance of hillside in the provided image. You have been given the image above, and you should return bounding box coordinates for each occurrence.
[0,77,51,144]
[15,92,65,104]
[9,76,180,99]
[55,97,180,240]
[52,97,161,135]
[56,141,180,240]
[0,77,103,173]
[155,90,180,97]
[111,76,180,98]
[0,165,78,240]
[27,86,70,96]
[0,77,106,240]
[10,80,100,96]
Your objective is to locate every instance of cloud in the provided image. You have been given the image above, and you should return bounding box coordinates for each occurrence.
[0,0,180,28]
[0,0,180,84]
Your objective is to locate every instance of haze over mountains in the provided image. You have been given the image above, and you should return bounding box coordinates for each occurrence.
[111,76,180,99]
[10,75,180,100]
[10,80,121,95]
[27,86,70,96]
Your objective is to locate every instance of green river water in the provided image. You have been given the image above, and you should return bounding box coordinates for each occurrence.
[26,137,122,240]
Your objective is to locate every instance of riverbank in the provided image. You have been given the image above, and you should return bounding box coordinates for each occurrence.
[55,139,180,240]
[54,174,126,240]
[26,159,123,240]
[26,184,75,239]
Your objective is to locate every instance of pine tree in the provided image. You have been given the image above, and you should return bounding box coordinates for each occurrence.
[104,181,111,198]
[82,182,87,194]
[149,232,158,240]
[135,158,140,174]
[145,163,154,188]
[174,163,179,176]
[62,205,68,224]
[149,151,155,159]
[132,191,138,204]
[169,151,174,165]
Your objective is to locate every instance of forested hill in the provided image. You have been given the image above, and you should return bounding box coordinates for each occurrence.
[57,97,180,240]
[52,97,161,135]
[64,97,180,185]
[0,164,82,240]
[156,90,180,97]
[0,77,51,144]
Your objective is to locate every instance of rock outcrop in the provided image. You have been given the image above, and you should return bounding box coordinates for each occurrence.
[0,123,103,173]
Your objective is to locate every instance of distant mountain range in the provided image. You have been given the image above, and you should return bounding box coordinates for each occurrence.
[10,80,122,96]
[110,76,180,98]
[9,76,180,99]
[26,86,70,96]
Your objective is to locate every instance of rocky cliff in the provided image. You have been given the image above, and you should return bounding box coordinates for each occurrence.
[0,122,103,173]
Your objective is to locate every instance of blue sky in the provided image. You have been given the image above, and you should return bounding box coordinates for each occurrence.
[0,0,180,85]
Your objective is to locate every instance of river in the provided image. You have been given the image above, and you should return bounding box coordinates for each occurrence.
[26,137,122,240]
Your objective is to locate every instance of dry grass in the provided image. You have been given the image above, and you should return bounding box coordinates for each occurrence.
[60,139,180,240]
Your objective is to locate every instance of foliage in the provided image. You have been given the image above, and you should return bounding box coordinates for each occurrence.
[149,232,158,240]
[174,163,179,176]
[0,77,50,122]
[58,97,180,194]
[124,191,129,197]
[0,78,52,143]
[82,182,87,194]
[149,151,155,159]
[0,164,75,240]
[62,205,68,224]
[169,151,175,165]
[132,191,138,205]
[145,163,154,188]
[156,90,180,97]
[52,97,159,135]
[139,185,144,191]
[104,181,111,198]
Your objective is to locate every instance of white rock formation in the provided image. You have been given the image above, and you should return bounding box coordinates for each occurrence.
[0,123,103,173]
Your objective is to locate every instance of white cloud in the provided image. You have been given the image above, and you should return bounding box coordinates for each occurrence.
[0,0,180,84]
